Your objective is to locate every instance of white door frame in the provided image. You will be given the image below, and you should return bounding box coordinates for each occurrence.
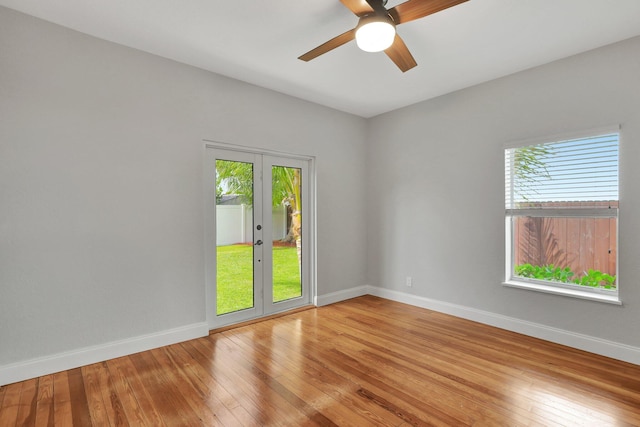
[203,142,316,329]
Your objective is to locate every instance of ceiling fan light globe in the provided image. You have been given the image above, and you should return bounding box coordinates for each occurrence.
[355,21,396,52]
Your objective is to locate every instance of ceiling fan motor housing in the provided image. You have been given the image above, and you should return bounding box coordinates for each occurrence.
[357,11,396,28]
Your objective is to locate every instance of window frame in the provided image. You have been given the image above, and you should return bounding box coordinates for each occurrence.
[503,126,621,305]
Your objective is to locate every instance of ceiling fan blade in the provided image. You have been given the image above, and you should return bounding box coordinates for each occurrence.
[384,34,417,72]
[298,29,356,62]
[340,0,374,16]
[389,0,469,25]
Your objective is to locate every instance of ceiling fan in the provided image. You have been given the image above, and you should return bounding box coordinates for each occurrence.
[298,0,469,72]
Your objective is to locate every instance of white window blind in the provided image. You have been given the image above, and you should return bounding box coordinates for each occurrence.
[505,132,619,213]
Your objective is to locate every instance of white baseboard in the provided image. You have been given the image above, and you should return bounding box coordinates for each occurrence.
[366,286,640,366]
[5,286,638,386]
[0,322,209,386]
[315,285,369,307]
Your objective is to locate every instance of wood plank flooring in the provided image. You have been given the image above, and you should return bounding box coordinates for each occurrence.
[2,295,640,426]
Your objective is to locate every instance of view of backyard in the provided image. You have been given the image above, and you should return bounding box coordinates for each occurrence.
[215,157,304,316]
[513,210,617,289]
[216,243,301,315]
[507,133,619,291]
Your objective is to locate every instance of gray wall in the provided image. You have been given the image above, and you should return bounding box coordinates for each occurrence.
[366,36,640,347]
[0,7,368,367]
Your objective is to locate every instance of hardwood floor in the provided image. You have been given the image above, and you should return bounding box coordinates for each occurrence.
[2,295,640,426]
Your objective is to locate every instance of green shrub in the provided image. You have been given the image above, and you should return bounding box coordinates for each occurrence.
[572,269,616,289]
[514,263,574,282]
[515,264,616,290]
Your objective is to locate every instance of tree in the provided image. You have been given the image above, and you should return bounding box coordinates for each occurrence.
[512,145,551,202]
[271,166,302,243]
[511,145,568,272]
[215,160,253,204]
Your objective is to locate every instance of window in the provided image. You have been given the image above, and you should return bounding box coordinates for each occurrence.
[504,128,620,303]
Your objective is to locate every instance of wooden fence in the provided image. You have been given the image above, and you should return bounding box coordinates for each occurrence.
[514,201,617,276]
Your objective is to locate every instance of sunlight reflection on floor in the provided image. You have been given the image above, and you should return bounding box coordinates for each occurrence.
[521,386,620,425]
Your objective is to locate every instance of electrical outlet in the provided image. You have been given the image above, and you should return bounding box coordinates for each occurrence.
[406,276,412,287]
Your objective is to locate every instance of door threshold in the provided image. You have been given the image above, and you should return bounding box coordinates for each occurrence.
[209,304,315,335]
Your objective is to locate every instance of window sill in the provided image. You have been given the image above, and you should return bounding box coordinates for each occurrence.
[502,280,622,305]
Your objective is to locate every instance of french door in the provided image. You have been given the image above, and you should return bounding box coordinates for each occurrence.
[205,147,312,328]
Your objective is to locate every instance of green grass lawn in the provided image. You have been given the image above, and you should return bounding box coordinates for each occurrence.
[216,244,301,315]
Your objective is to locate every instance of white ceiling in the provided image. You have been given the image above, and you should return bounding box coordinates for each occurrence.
[3,0,640,118]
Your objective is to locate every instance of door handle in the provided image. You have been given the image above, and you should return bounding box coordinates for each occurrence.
[255,240,263,246]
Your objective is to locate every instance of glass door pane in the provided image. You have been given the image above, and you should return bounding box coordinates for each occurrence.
[215,158,256,315]
[206,148,310,329]
[271,165,303,303]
